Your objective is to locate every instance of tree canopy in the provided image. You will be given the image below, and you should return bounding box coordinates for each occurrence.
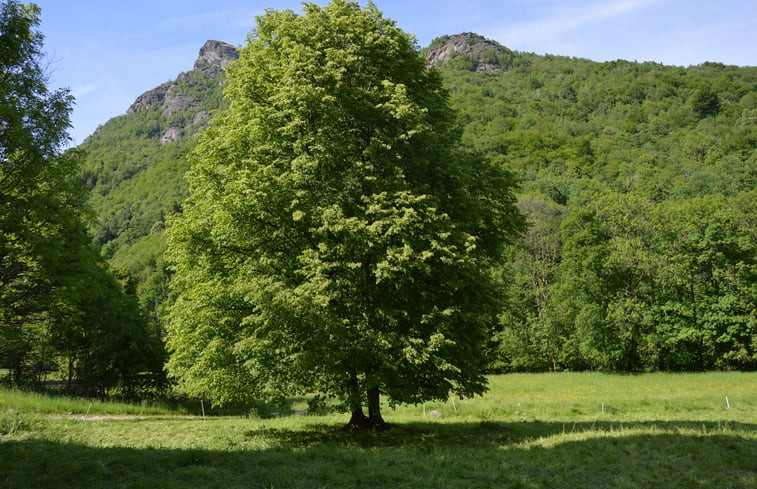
[165,0,524,428]
[1,0,81,382]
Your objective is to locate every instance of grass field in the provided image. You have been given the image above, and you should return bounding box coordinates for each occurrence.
[1,372,756,488]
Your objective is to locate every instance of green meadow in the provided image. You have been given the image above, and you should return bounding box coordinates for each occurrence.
[2,372,756,488]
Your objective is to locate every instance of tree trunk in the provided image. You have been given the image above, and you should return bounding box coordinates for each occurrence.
[367,386,387,430]
[67,354,74,388]
[341,376,388,431]
[342,371,369,431]
[345,407,369,430]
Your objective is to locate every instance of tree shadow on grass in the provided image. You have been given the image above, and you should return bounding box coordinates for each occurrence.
[1,420,755,488]
[252,418,757,448]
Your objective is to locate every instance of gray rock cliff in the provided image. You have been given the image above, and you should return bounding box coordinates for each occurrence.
[126,40,239,144]
[426,33,514,72]
[194,40,239,74]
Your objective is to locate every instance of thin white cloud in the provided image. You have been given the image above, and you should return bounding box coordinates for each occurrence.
[72,83,98,100]
[500,0,664,46]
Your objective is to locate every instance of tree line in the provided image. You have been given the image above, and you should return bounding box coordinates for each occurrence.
[497,191,755,372]
[429,38,755,372]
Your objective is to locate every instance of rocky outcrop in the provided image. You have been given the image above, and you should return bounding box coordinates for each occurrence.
[426,33,514,72]
[127,74,198,117]
[159,126,181,144]
[128,41,237,115]
[127,82,170,114]
[194,40,238,75]
[126,40,239,144]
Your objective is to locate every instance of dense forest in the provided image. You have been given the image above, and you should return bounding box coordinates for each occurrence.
[426,34,756,372]
[1,1,755,399]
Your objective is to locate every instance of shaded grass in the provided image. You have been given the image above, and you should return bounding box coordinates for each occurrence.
[1,372,756,488]
[2,418,755,488]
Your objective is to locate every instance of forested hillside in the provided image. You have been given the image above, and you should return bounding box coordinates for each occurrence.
[427,34,756,371]
[79,40,237,323]
[79,33,755,374]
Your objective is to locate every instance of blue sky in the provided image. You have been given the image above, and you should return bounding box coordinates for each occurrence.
[32,0,757,146]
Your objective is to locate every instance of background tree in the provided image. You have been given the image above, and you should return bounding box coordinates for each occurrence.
[653,196,756,370]
[0,0,82,382]
[496,193,568,371]
[0,0,164,391]
[48,230,165,396]
[166,0,524,429]
[691,86,720,119]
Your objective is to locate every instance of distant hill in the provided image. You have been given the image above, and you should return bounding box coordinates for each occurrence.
[425,32,516,72]
[78,34,756,371]
[79,40,238,319]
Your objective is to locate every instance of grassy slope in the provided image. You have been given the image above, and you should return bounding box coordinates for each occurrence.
[2,372,755,488]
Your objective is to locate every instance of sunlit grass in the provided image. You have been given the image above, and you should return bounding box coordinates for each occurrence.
[404,372,757,422]
[0,387,189,416]
[1,372,756,488]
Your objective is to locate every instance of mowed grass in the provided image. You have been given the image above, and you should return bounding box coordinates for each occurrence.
[1,372,755,488]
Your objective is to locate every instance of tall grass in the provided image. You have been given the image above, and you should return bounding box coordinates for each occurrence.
[0,387,189,416]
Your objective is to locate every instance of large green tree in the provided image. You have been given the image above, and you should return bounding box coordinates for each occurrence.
[166,0,524,428]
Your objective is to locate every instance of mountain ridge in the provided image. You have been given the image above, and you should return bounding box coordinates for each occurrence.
[124,40,238,144]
